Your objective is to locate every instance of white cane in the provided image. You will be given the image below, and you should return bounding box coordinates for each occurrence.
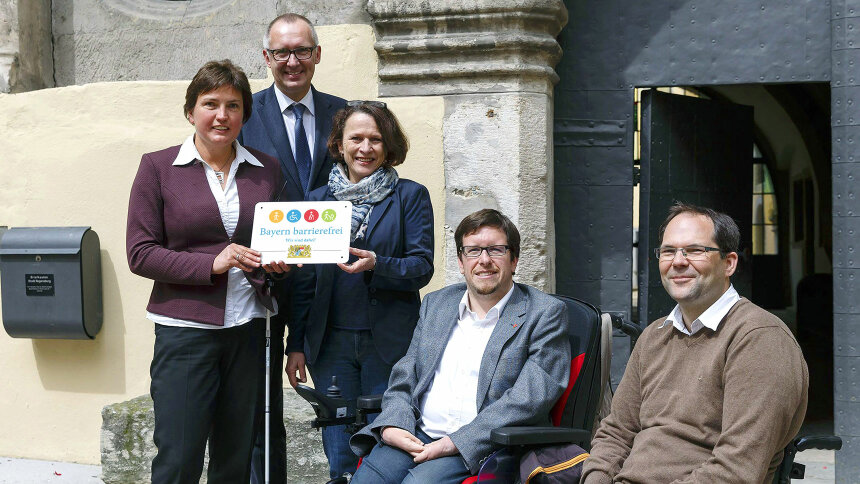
[264,306,271,484]
[264,274,273,484]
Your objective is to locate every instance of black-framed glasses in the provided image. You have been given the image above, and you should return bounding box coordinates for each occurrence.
[347,100,387,109]
[655,245,723,261]
[266,46,317,62]
[460,245,510,258]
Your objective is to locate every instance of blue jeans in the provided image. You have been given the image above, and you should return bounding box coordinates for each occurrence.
[350,427,472,484]
[308,328,393,479]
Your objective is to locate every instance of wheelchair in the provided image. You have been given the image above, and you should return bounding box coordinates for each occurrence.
[295,295,841,483]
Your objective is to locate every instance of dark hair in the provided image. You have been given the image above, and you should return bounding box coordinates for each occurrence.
[264,13,318,48]
[455,209,521,260]
[658,202,740,256]
[327,103,409,168]
[184,60,253,123]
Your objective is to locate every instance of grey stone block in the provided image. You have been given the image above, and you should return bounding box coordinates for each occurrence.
[100,394,165,484]
[100,390,328,484]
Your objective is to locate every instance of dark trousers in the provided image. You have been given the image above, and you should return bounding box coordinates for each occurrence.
[150,319,264,484]
[250,321,287,484]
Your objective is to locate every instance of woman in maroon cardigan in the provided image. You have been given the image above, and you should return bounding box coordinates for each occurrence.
[126,60,282,484]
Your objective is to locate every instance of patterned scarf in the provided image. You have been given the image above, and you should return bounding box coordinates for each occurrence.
[328,163,399,241]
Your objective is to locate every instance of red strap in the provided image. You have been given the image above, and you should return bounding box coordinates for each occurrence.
[550,353,585,426]
[462,475,495,484]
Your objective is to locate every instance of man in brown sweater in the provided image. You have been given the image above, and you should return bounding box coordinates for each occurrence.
[582,203,808,484]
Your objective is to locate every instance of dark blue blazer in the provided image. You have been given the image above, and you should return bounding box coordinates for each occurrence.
[289,178,435,365]
[238,85,346,202]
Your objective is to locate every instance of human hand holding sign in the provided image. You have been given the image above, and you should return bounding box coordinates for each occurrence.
[212,243,261,274]
[337,247,377,273]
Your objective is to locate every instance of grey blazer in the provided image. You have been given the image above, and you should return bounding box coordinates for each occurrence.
[349,282,571,474]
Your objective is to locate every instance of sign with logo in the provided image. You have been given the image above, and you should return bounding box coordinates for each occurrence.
[251,201,352,264]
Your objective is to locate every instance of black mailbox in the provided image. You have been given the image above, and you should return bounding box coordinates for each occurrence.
[0,227,102,339]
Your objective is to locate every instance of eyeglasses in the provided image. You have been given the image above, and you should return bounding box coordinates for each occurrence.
[266,46,317,62]
[655,245,723,261]
[460,245,510,258]
[347,100,387,109]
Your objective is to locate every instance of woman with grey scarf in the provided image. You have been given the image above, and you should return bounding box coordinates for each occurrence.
[286,101,435,479]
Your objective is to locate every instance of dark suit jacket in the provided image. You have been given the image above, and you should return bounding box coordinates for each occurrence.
[349,283,571,474]
[238,85,347,332]
[126,144,280,326]
[238,85,346,202]
[289,179,435,366]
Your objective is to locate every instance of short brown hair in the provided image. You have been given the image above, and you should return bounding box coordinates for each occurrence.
[658,202,740,256]
[455,209,521,260]
[184,60,253,123]
[327,103,410,168]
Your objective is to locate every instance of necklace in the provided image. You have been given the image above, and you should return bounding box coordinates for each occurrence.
[210,148,235,185]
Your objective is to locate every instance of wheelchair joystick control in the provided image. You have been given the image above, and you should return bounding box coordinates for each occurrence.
[295,377,350,428]
[326,376,342,398]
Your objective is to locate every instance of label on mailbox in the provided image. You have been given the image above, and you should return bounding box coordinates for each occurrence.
[25,273,55,296]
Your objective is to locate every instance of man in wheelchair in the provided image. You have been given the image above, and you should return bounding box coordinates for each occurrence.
[582,203,809,484]
[343,209,571,483]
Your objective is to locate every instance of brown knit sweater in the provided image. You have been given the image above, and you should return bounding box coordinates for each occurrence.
[581,298,808,484]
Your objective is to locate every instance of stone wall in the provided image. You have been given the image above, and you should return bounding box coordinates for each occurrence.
[100,391,329,483]
[50,0,370,87]
[368,0,567,291]
[0,0,52,93]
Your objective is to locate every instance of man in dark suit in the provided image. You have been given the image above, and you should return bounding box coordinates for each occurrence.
[348,209,571,484]
[238,13,346,484]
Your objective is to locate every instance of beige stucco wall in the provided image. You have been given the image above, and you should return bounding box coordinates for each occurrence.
[0,24,445,464]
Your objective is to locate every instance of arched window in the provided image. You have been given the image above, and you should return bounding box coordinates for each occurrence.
[752,145,778,255]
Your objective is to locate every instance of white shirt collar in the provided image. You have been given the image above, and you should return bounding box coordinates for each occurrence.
[273,85,315,117]
[458,284,516,322]
[173,134,264,168]
[660,285,740,335]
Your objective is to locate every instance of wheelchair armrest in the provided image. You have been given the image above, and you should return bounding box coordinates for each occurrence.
[490,426,591,447]
[793,435,842,452]
[294,384,349,421]
[357,394,383,411]
[775,434,842,483]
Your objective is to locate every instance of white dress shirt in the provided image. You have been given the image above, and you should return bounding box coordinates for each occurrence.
[273,86,316,161]
[659,284,741,335]
[146,134,270,330]
[419,285,516,439]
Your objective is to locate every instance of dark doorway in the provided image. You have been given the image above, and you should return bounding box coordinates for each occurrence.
[637,89,754,325]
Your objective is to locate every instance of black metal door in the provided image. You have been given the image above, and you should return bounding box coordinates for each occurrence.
[638,90,753,325]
